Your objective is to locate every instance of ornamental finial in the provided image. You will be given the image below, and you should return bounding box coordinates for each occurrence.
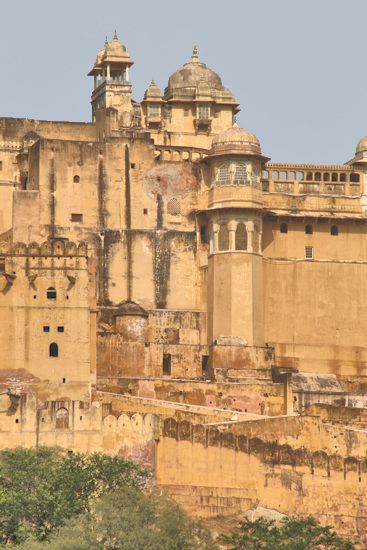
[192,45,198,58]
[114,30,118,40]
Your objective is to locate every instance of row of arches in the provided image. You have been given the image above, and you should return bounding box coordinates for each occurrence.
[280,223,339,236]
[266,170,360,183]
[214,221,261,253]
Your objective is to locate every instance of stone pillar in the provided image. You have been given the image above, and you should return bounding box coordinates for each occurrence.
[228,220,236,251]
[126,66,129,81]
[107,64,110,80]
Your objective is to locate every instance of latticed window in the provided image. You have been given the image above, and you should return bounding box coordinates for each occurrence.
[218,165,230,181]
[235,223,247,251]
[218,224,229,251]
[148,104,160,117]
[253,224,260,252]
[252,166,259,181]
[167,198,181,216]
[235,165,247,180]
[197,104,209,120]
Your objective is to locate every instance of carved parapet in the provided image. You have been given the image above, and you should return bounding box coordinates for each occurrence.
[1,241,88,257]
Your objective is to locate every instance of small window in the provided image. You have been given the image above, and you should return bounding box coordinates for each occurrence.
[281,171,287,180]
[184,109,189,117]
[350,173,360,183]
[130,163,135,169]
[0,161,2,171]
[218,165,230,181]
[214,111,219,118]
[73,175,80,183]
[323,173,330,182]
[218,224,229,251]
[71,213,83,222]
[49,343,58,357]
[163,354,171,376]
[143,208,148,215]
[235,164,247,180]
[297,172,304,181]
[263,170,269,179]
[47,287,56,299]
[315,172,321,181]
[56,407,69,429]
[272,170,279,179]
[305,247,313,259]
[197,104,209,120]
[305,224,313,235]
[340,173,346,182]
[332,173,338,182]
[0,258,5,272]
[289,171,296,180]
[43,326,50,333]
[57,326,64,333]
[235,223,248,251]
[306,172,313,181]
[331,225,338,236]
[148,104,160,117]
[280,223,288,234]
[200,225,208,244]
[202,355,209,373]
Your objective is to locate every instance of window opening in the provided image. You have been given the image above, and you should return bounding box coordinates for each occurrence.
[56,407,69,429]
[305,247,313,259]
[130,163,135,169]
[163,354,171,376]
[331,225,338,236]
[184,109,189,117]
[253,224,260,252]
[297,172,304,181]
[49,342,58,357]
[281,171,287,180]
[323,173,330,182]
[143,208,148,215]
[263,170,269,179]
[280,223,288,234]
[315,172,321,181]
[306,172,313,181]
[0,161,2,171]
[218,165,230,181]
[71,213,83,222]
[57,326,64,333]
[272,171,279,179]
[218,224,229,251]
[43,326,50,333]
[305,224,313,235]
[148,104,160,117]
[350,173,360,182]
[289,171,296,180]
[202,355,209,373]
[235,223,247,251]
[200,225,208,244]
[73,175,80,183]
[197,104,209,120]
[47,287,56,299]
[340,173,346,182]
[0,258,4,272]
[332,173,338,182]
[235,164,246,180]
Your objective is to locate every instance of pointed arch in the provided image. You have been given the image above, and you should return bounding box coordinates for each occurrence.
[235,223,247,251]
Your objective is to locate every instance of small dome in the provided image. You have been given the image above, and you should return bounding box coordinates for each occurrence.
[356,136,367,154]
[165,46,224,94]
[114,301,148,318]
[103,31,127,58]
[143,80,162,100]
[210,122,262,157]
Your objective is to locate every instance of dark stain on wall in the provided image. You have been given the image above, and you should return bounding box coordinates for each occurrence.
[125,145,132,301]
[50,158,55,236]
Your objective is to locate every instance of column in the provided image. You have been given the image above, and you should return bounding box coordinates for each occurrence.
[107,64,110,80]
[125,66,129,81]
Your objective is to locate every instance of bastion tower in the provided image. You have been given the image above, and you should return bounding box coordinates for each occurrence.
[205,123,270,347]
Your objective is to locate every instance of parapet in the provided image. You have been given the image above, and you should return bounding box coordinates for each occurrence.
[0,240,88,257]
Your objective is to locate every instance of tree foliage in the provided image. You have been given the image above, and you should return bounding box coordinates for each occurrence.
[218,516,359,550]
[0,448,151,546]
[16,486,217,550]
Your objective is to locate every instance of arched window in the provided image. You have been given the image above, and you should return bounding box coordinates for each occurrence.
[56,407,69,429]
[218,165,230,181]
[47,287,56,299]
[49,343,58,357]
[73,175,80,183]
[306,172,313,181]
[315,172,321,181]
[305,224,313,235]
[272,171,279,179]
[323,173,330,182]
[218,224,229,251]
[235,223,247,250]
[332,173,338,182]
[281,171,287,180]
[331,225,338,236]
[340,173,346,182]
[350,173,360,182]
[235,165,247,180]
[280,223,288,234]
[253,224,260,252]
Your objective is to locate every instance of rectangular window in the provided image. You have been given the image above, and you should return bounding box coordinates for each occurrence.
[57,326,64,333]
[43,326,50,333]
[202,355,209,373]
[305,246,313,259]
[163,354,171,376]
[0,258,5,272]
[71,213,83,222]
[0,161,2,171]
[197,104,209,120]
[184,109,189,117]
[200,225,208,244]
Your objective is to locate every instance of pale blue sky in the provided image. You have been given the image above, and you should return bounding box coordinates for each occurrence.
[1,0,366,164]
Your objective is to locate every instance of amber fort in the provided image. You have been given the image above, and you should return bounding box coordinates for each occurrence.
[2,33,367,545]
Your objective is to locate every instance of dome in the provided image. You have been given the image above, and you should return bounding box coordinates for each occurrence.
[356,136,367,154]
[165,46,224,95]
[143,80,162,101]
[103,31,127,58]
[114,301,148,318]
[210,122,262,157]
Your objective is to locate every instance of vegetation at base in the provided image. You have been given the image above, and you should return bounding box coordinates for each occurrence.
[17,486,217,550]
[0,447,151,546]
[218,515,359,549]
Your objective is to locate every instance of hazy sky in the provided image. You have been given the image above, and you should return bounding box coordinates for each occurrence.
[1,0,366,164]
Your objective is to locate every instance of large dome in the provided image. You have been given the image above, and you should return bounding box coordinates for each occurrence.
[165,46,224,95]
